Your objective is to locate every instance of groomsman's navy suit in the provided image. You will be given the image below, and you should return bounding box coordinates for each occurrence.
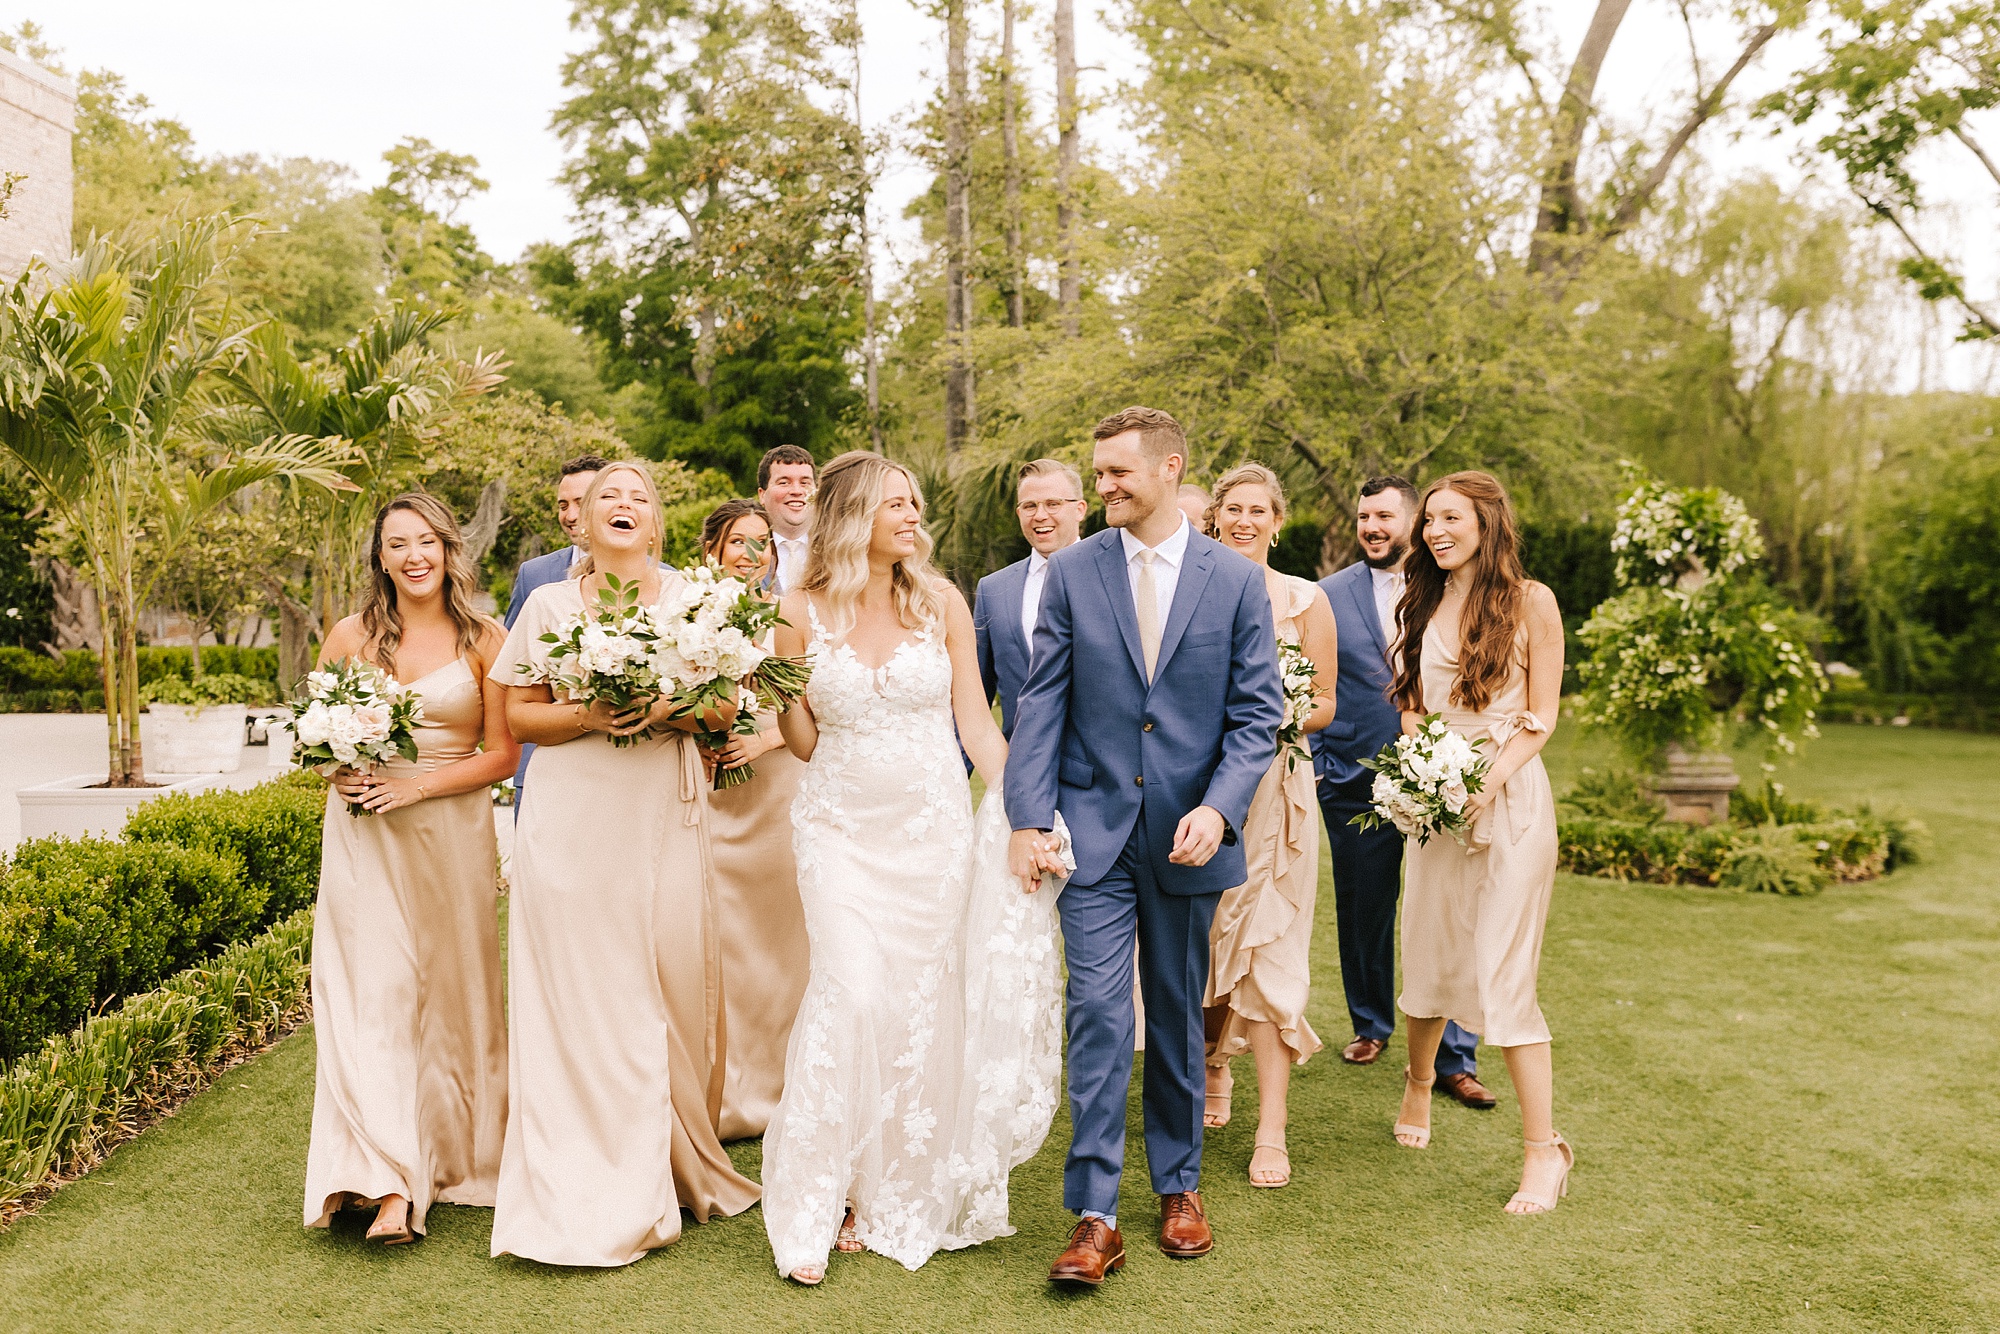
[1313,561,1479,1075]
[972,556,1034,736]
[1006,524,1284,1217]
[503,546,580,816]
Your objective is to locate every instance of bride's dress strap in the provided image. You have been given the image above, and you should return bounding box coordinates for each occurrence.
[804,596,830,645]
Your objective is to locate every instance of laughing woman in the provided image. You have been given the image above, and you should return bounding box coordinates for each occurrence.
[304,493,518,1246]
[488,461,759,1267]
[698,499,813,1140]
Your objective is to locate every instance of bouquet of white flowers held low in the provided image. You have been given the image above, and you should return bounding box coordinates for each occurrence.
[655,562,814,790]
[1275,639,1319,771]
[518,572,673,748]
[288,658,425,816]
[1350,713,1492,846]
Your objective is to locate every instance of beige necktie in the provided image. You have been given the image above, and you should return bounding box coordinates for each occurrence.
[1134,549,1162,682]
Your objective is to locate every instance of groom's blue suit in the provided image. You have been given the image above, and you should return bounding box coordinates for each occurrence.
[1005,523,1284,1216]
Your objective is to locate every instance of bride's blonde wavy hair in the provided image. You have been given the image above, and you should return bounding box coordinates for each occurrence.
[799,451,947,638]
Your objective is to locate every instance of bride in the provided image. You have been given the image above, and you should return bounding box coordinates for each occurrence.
[762,451,1062,1285]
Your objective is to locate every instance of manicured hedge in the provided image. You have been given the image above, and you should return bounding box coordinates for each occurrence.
[0,771,325,1061]
[0,646,280,713]
[1557,814,1899,891]
[0,908,312,1210]
[1815,692,2000,734]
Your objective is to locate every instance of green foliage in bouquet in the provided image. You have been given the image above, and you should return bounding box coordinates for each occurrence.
[1577,467,1827,763]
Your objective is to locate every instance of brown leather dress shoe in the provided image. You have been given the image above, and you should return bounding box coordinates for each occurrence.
[1341,1035,1387,1065]
[1158,1191,1213,1258]
[1439,1071,1498,1109]
[1049,1218,1125,1286]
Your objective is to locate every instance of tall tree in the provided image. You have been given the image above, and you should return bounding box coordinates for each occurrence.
[944,0,977,448]
[1001,0,1028,328]
[1053,0,1081,333]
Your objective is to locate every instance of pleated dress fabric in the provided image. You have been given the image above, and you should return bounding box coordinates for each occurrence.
[1398,619,1559,1048]
[303,656,507,1235]
[708,708,811,1141]
[487,576,759,1268]
[1205,574,1326,1067]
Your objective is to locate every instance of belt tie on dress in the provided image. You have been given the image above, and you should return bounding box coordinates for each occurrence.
[1467,711,1547,854]
[677,729,702,827]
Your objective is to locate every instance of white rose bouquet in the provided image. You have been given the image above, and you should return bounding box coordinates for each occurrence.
[654,562,814,789]
[1275,639,1319,771]
[1350,713,1492,846]
[287,658,425,816]
[517,572,672,748]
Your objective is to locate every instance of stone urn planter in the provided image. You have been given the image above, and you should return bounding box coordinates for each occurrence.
[141,702,249,774]
[18,772,229,842]
[1644,743,1740,825]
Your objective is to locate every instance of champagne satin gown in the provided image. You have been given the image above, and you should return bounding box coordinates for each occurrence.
[1399,619,1559,1047]
[708,707,810,1140]
[488,577,759,1268]
[303,657,507,1235]
[1205,573,1326,1066]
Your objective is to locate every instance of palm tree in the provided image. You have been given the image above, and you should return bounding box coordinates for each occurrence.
[214,303,506,685]
[0,215,352,786]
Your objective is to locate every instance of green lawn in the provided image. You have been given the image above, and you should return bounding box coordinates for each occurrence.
[2,724,1997,1331]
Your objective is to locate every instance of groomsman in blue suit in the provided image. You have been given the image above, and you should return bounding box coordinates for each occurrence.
[503,453,605,816]
[974,458,1089,735]
[1313,475,1493,1109]
[1008,407,1283,1285]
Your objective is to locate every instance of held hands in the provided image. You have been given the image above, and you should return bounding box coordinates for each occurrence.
[1168,805,1227,867]
[1008,828,1066,895]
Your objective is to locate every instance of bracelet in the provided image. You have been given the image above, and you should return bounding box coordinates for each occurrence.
[415,782,429,801]
[575,702,589,733]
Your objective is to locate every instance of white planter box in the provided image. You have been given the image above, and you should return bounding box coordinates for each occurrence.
[17,772,229,843]
[142,703,250,774]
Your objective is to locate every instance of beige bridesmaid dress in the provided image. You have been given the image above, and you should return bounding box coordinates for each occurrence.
[488,577,759,1268]
[1205,573,1325,1066]
[303,657,507,1235]
[1398,619,1558,1047]
[708,708,810,1140]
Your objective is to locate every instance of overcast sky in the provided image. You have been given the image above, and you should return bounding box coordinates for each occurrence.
[22,1,1996,389]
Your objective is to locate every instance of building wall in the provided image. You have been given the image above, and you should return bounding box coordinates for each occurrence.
[0,48,74,280]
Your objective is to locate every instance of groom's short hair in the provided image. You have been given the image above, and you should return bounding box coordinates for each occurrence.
[1092,406,1186,463]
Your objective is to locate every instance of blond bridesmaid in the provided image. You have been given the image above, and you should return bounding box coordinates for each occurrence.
[697,499,811,1140]
[489,461,759,1267]
[1387,470,1571,1215]
[1198,464,1337,1188]
[304,493,518,1245]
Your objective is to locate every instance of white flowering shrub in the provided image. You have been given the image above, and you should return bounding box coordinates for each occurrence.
[1578,468,1824,761]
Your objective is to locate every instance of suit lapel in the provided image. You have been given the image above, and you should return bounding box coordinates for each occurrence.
[1000,559,1030,675]
[1150,540,1217,685]
[1343,565,1390,666]
[1092,534,1150,682]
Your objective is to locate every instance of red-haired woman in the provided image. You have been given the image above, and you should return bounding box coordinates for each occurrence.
[1387,471,1572,1215]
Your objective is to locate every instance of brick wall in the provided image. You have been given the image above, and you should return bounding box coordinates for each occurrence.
[0,48,74,280]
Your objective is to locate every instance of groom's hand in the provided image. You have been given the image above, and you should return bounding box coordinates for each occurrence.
[1168,806,1226,867]
[1009,828,1056,894]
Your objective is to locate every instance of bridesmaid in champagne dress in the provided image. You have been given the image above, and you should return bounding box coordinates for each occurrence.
[304,493,518,1245]
[697,500,811,1140]
[489,461,758,1267]
[1197,465,1338,1189]
[1386,471,1572,1215]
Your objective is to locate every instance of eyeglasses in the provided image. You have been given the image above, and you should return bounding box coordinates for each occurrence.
[1017,499,1083,515]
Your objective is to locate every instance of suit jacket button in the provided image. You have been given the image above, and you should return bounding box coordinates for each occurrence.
[1135,776,1144,786]
[1143,721,1153,731]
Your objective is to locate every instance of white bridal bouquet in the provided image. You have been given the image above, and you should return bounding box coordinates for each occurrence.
[287,658,425,817]
[518,572,673,749]
[1275,639,1319,770]
[1351,714,1492,846]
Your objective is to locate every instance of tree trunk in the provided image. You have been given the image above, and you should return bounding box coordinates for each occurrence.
[269,578,316,694]
[1001,0,1026,329]
[190,626,204,679]
[1054,0,1081,335]
[41,557,102,654]
[944,0,975,449]
[694,308,718,424]
[462,478,508,566]
[1529,0,1632,273]
[850,10,884,451]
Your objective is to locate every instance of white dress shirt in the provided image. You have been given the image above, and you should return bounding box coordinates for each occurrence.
[1020,550,1050,661]
[1120,517,1190,630]
[772,534,809,594]
[1370,565,1406,651]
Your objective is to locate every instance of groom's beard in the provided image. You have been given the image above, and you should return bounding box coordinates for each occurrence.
[1361,539,1408,570]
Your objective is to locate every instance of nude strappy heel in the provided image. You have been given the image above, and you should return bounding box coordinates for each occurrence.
[1393,1066,1434,1149]
[1505,1133,1574,1214]
[1249,1133,1291,1188]
[1203,1062,1233,1129]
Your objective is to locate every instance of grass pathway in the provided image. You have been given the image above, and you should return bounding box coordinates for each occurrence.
[2,725,1998,1331]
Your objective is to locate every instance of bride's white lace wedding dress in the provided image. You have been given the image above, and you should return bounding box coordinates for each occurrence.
[761,603,1063,1278]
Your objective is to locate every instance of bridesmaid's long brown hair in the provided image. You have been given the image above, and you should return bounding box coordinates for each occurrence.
[357,492,493,677]
[1390,471,1529,714]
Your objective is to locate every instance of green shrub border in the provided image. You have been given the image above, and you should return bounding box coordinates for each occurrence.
[1558,813,1910,891]
[0,646,280,713]
[0,909,312,1215]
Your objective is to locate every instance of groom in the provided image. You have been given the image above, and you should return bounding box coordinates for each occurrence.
[1006,406,1283,1286]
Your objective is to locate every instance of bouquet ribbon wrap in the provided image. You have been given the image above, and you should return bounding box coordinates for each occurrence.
[1466,711,1548,854]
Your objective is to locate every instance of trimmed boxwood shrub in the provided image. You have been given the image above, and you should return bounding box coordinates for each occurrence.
[123,770,326,921]
[0,645,280,713]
